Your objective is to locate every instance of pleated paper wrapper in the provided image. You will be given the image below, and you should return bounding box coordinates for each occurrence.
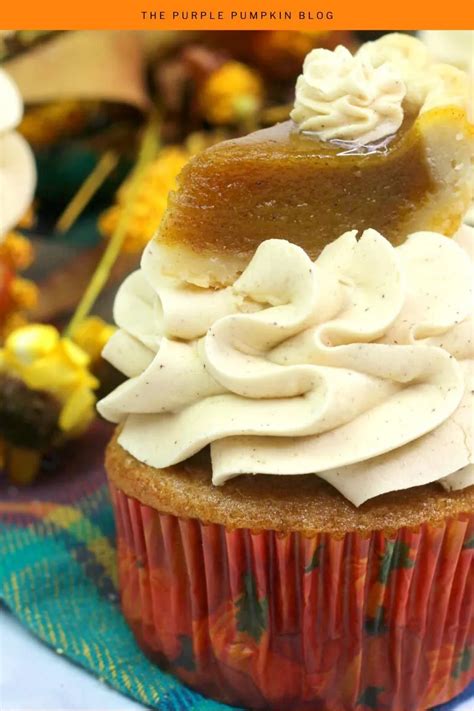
[110,482,473,711]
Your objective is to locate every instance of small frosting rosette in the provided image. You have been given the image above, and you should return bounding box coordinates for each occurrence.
[290,44,406,143]
[290,33,472,144]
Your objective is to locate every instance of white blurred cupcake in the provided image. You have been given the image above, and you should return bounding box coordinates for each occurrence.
[0,68,36,239]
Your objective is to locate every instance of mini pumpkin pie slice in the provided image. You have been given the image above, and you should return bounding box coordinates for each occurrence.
[154,33,473,287]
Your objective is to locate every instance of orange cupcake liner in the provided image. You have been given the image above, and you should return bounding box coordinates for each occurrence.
[110,481,473,710]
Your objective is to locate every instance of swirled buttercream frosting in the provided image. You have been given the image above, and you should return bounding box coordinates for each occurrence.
[290,33,472,144]
[290,44,406,143]
[98,227,474,506]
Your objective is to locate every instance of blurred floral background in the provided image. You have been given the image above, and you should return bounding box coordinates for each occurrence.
[0,29,472,485]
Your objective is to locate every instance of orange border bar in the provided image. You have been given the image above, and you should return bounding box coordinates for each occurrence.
[1,0,474,30]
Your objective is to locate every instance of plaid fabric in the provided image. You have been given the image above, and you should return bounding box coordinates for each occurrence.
[0,421,472,711]
[0,422,231,711]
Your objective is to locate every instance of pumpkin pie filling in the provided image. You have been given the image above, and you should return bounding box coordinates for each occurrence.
[156,106,472,287]
[154,33,473,287]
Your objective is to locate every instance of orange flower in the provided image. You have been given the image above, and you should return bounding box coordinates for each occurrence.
[10,277,38,310]
[0,233,36,340]
[19,100,89,148]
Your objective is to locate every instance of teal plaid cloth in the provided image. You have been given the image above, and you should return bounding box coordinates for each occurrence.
[0,422,472,710]
[0,422,234,710]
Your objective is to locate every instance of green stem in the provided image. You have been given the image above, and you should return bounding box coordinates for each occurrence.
[63,118,160,339]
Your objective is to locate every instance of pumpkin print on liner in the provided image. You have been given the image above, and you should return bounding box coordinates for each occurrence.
[111,484,473,711]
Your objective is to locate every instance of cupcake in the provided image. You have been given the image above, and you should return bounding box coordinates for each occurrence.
[99,34,474,710]
[0,67,37,338]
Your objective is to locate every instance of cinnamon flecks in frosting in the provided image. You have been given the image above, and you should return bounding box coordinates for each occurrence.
[290,45,406,143]
[98,226,474,506]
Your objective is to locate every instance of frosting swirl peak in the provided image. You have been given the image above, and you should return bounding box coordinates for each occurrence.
[290,44,406,144]
[98,227,474,506]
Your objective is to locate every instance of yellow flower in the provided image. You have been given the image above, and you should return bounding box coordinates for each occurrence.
[0,312,28,340]
[72,316,116,363]
[99,147,189,253]
[10,277,38,310]
[0,232,35,270]
[198,61,264,125]
[0,324,98,436]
